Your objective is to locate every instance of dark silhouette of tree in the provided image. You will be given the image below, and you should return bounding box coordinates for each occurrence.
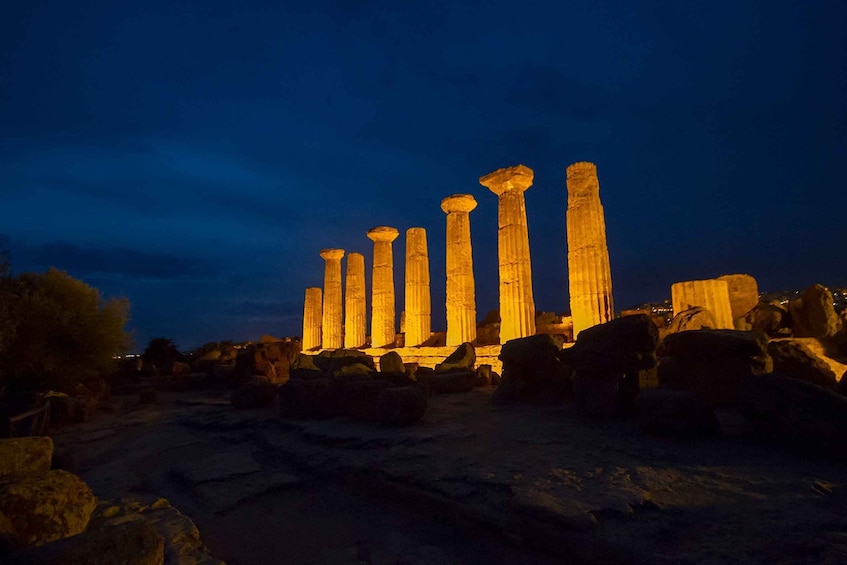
[142,337,184,374]
[0,267,131,392]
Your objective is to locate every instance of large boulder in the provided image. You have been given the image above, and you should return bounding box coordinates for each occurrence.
[435,342,475,373]
[375,386,428,426]
[717,274,760,319]
[767,340,838,390]
[343,380,396,422]
[379,351,405,374]
[423,370,478,394]
[313,349,376,373]
[636,388,719,438]
[493,335,571,405]
[229,377,277,409]
[658,330,772,406]
[0,470,96,547]
[745,302,790,337]
[561,315,659,416]
[788,284,843,339]
[666,306,717,334]
[739,373,847,459]
[0,438,53,476]
[278,377,338,419]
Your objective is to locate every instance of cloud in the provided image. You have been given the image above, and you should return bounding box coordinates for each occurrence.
[7,238,213,280]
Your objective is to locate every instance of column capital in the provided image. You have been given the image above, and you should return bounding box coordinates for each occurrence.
[479,164,534,196]
[319,248,345,260]
[440,194,478,214]
[367,226,399,243]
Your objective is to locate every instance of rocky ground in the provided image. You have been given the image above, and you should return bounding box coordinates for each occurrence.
[50,386,847,564]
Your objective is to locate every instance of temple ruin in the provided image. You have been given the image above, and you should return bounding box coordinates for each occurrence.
[344,252,367,348]
[302,287,322,350]
[319,248,345,349]
[367,226,400,348]
[479,165,537,343]
[566,162,615,338]
[672,279,734,329]
[404,227,431,347]
[441,194,478,346]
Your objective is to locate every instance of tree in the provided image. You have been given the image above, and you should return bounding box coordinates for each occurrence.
[0,268,131,392]
[141,337,183,374]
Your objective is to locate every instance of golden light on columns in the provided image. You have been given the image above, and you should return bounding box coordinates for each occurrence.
[479,164,536,343]
[440,194,478,346]
[302,287,322,350]
[404,227,431,347]
[344,252,367,348]
[367,226,399,348]
[319,248,345,349]
[672,279,734,329]
[566,162,615,338]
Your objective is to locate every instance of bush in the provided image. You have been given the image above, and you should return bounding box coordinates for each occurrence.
[0,267,131,392]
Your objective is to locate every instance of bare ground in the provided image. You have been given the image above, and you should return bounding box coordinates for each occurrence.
[52,387,847,564]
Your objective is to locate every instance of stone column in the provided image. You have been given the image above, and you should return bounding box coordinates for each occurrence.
[717,273,759,319]
[404,227,431,347]
[367,226,399,348]
[319,248,345,349]
[441,194,478,346]
[479,165,536,343]
[566,162,615,339]
[671,279,734,329]
[302,287,322,350]
[344,252,366,348]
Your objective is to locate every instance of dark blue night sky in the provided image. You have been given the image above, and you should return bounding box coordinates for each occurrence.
[1,1,845,350]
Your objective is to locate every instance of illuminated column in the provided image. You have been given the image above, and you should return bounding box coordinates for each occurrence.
[566,162,615,338]
[367,226,399,348]
[302,287,322,350]
[319,248,345,349]
[441,194,478,346]
[671,279,734,329]
[344,252,366,348]
[479,164,536,343]
[404,227,431,347]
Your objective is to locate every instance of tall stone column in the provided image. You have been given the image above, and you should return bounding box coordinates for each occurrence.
[404,227,431,347]
[302,287,322,350]
[566,162,615,339]
[441,194,478,346]
[480,164,536,343]
[671,279,734,329]
[367,226,399,348]
[344,252,366,348]
[319,248,345,349]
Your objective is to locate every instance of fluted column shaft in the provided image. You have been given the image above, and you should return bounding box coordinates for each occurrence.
[320,248,345,349]
[441,194,477,346]
[404,228,431,347]
[480,165,536,343]
[302,287,322,350]
[566,162,614,338]
[344,252,366,348]
[672,279,734,329]
[368,226,399,348]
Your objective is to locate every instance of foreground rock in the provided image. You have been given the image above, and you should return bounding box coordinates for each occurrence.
[658,329,772,406]
[0,470,96,547]
[667,306,717,334]
[636,388,719,438]
[745,302,790,336]
[561,314,659,416]
[230,377,277,409]
[493,335,571,405]
[435,342,475,373]
[375,385,428,426]
[739,373,847,459]
[0,438,53,476]
[767,339,838,390]
[788,284,843,339]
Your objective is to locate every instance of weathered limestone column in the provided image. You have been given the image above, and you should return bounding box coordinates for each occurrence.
[344,252,366,348]
[302,287,322,350]
[441,194,478,346]
[566,162,615,338]
[367,226,399,348]
[319,248,345,349]
[404,227,431,347]
[671,279,734,329]
[717,273,759,319]
[480,165,536,343]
